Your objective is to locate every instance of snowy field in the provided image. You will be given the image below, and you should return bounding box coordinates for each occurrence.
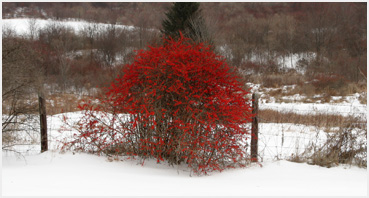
[260,101,367,117]
[2,112,367,196]
[246,83,367,118]
[3,151,366,196]
[2,17,367,196]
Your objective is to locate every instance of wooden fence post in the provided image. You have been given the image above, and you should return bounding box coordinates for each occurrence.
[39,92,48,153]
[251,93,259,162]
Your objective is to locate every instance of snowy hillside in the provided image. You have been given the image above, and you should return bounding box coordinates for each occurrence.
[2,18,135,36]
[3,18,314,71]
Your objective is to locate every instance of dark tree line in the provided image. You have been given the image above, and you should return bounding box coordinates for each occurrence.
[2,2,366,93]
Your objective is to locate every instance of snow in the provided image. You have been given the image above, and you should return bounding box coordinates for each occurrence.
[2,18,135,37]
[2,17,367,197]
[246,83,367,118]
[276,52,316,72]
[2,112,367,196]
[260,101,367,118]
[2,151,366,196]
[256,123,328,160]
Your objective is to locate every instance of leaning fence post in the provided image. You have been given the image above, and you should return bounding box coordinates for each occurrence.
[251,93,259,162]
[39,92,48,153]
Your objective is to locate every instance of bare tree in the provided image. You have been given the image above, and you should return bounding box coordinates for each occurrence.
[269,14,297,70]
[2,35,44,152]
[81,22,99,63]
[187,13,217,47]
[338,3,367,82]
[39,21,78,91]
[27,18,39,40]
[302,3,339,66]
[96,24,118,67]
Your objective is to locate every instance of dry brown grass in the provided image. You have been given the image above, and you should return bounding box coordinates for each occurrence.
[248,72,306,88]
[258,109,362,129]
[289,83,316,98]
[262,109,369,168]
[306,120,367,168]
[2,94,92,115]
[246,72,367,105]
[46,93,95,115]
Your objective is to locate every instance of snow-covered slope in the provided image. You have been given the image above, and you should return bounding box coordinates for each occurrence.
[2,18,135,36]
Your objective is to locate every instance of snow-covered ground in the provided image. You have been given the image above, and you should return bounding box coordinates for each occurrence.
[260,101,367,117]
[3,151,366,196]
[247,83,367,118]
[2,112,367,196]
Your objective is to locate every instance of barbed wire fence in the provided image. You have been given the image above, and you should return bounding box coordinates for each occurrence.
[249,93,367,164]
[4,92,367,167]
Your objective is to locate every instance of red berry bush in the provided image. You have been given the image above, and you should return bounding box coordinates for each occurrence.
[63,35,253,175]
